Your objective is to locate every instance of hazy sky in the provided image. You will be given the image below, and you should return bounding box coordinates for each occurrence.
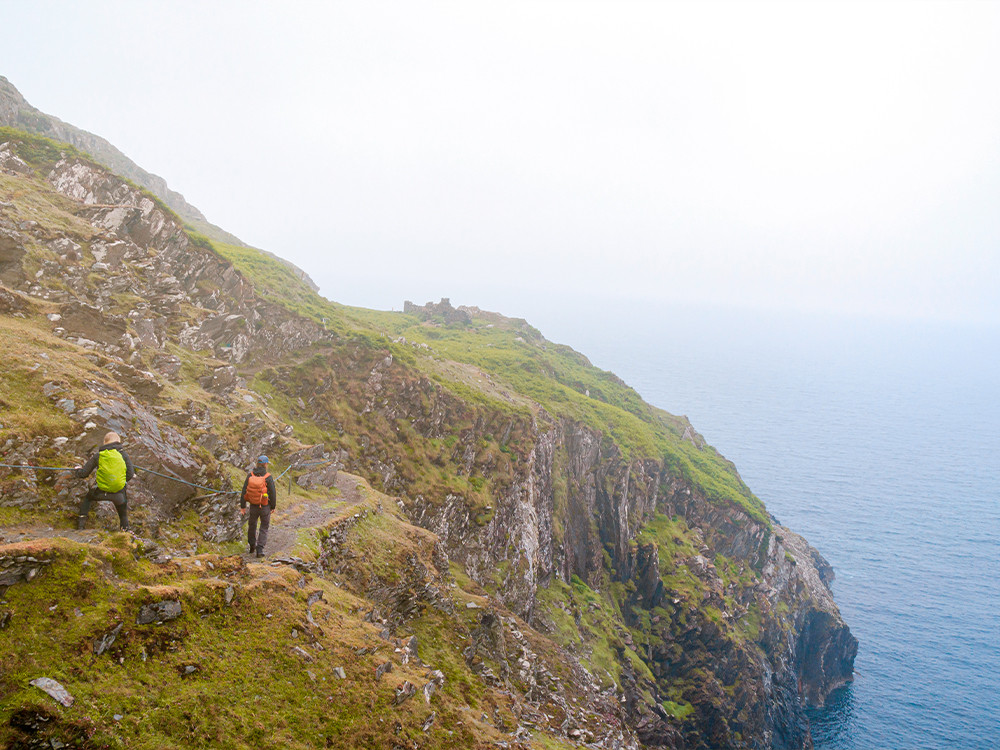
[4,1,999,325]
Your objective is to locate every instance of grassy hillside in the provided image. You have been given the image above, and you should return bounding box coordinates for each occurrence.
[0,492,589,750]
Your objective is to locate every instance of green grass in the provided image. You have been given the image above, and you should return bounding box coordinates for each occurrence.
[207,239,346,331]
[536,577,627,689]
[662,699,695,720]
[0,537,495,749]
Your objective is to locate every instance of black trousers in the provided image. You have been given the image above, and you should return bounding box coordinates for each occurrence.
[79,487,128,530]
[247,504,271,552]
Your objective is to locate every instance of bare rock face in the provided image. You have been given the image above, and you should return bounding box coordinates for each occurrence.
[34,156,327,372]
[399,404,855,748]
[0,283,29,314]
[795,609,858,706]
[287,334,855,746]
[0,140,32,175]
[1,75,206,224]
[0,226,25,265]
[778,529,858,706]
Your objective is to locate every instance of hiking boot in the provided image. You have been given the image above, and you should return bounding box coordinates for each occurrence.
[248,543,255,554]
[255,548,265,558]
[76,515,87,530]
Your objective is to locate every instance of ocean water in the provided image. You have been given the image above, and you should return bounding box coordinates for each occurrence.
[546,305,1000,750]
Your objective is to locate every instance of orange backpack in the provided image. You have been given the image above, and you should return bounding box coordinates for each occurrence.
[244,472,271,505]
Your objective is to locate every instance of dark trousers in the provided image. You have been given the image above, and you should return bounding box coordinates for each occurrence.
[247,505,271,552]
[78,487,128,530]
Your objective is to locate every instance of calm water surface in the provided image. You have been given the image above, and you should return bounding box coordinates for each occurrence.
[547,305,1000,750]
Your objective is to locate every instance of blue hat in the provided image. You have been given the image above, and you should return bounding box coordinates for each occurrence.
[257,455,269,464]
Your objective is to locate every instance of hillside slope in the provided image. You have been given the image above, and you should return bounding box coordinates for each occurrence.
[0,76,318,291]
[0,126,855,749]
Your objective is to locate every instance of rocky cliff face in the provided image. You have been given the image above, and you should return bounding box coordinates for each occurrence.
[0,127,855,749]
[347,361,856,747]
[0,76,206,225]
[0,138,326,532]
[258,294,856,746]
[0,76,320,291]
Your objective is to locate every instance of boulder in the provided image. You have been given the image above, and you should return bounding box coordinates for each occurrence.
[136,600,182,625]
[199,365,238,393]
[151,353,182,380]
[49,237,82,259]
[421,712,436,732]
[402,635,419,659]
[58,301,128,348]
[296,462,339,491]
[0,285,29,314]
[0,555,49,586]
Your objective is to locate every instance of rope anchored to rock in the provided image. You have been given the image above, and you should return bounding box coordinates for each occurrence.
[133,466,238,496]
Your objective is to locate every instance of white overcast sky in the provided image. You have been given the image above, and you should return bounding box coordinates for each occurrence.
[3,1,999,326]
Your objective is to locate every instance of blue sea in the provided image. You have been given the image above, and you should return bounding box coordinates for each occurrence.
[542,303,1000,750]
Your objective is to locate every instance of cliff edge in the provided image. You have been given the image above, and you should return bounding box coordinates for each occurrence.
[0,116,855,749]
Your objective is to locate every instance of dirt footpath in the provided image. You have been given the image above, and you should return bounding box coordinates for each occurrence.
[243,470,367,557]
[0,471,370,558]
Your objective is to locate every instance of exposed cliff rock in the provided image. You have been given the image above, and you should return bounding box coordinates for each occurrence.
[0,76,320,291]
[1,75,206,225]
[255,316,856,747]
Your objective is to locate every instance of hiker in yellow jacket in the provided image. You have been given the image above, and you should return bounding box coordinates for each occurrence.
[240,455,276,558]
[74,431,135,531]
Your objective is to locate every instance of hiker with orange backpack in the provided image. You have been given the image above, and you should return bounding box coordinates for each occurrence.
[240,455,276,557]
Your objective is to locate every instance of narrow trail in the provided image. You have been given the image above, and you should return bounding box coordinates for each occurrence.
[245,470,367,558]
[0,471,370,560]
